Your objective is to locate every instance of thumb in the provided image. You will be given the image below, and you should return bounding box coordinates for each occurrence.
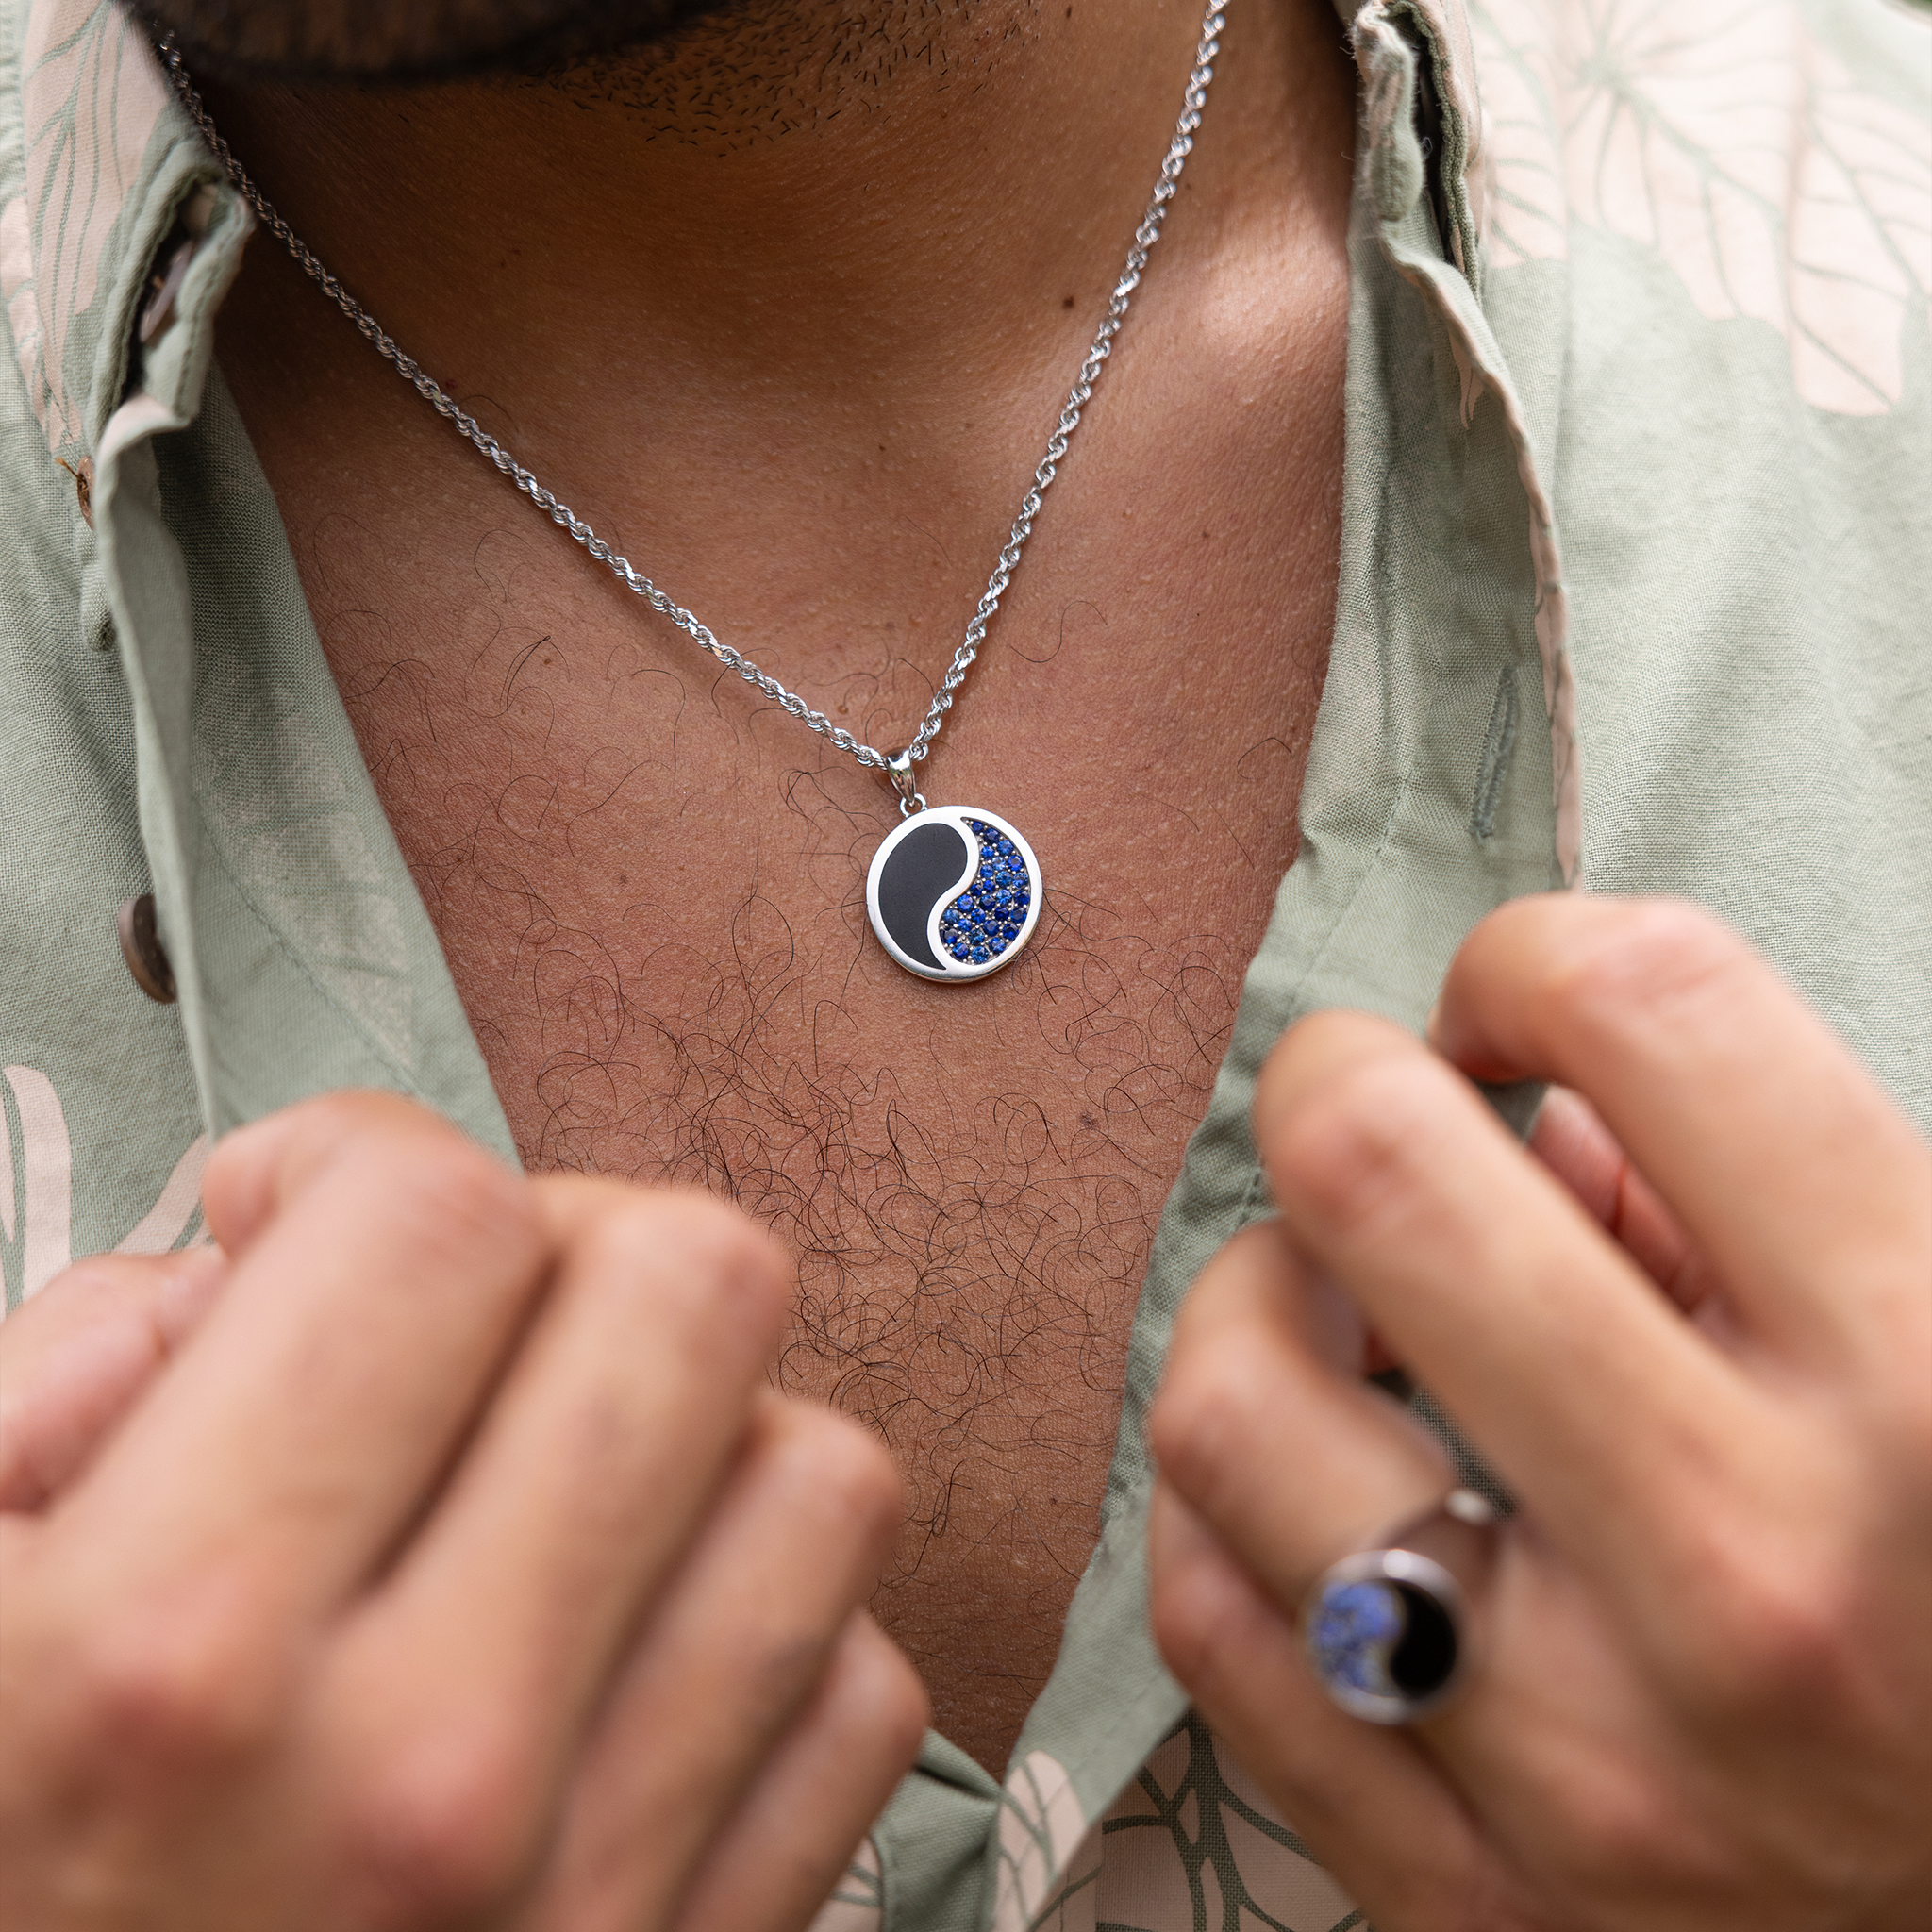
[0,1248,226,1511]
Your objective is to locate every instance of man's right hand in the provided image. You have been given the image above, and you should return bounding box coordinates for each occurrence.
[0,1092,927,1932]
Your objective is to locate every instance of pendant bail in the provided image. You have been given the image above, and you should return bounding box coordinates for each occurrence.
[886,749,926,817]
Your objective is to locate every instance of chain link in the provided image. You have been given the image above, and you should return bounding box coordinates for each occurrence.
[158,8,1226,787]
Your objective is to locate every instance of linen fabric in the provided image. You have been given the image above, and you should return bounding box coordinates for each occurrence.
[3,0,1927,1925]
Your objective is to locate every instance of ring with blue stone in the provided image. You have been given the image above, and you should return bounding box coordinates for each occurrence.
[1298,1487,1500,1724]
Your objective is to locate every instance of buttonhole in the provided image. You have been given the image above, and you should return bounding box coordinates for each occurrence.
[1470,665,1520,844]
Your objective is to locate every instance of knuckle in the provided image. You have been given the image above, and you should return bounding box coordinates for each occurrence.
[1545,1760,1704,1895]
[301,1088,444,1141]
[336,1729,529,1927]
[1146,1564,1215,1687]
[1895,1380,1932,1491]
[826,1620,930,1771]
[1874,1304,1932,1477]
[1148,1341,1250,1499]
[595,1189,792,1331]
[1537,898,1740,1031]
[874,1646,932,1760]
[1269,1052,1439,1240]
[378,1137,539,1273]
[63,1587,283,1778]
[854,1655,932,1780]
[770,1402,903,1541]
[215,1090,463,1206]
[1674,1536,1859,1723]
[1147,1541,1260,1697]
[665,1192,792,1308]
[31,1253,158,1304]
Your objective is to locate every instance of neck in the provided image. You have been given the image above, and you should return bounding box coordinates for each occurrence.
[197,0,1317,430]
[201,0,1356,757]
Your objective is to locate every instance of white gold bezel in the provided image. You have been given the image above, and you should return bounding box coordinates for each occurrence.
[865,808,1042,982]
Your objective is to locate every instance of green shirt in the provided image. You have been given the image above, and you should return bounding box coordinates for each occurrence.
[3,0,1928,1926]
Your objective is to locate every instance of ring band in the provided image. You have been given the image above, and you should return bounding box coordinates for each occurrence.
[1299,1487,1500,1724]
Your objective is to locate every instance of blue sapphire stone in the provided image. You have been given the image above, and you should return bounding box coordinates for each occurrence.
[1307,1579,1403,1697]
[930,819,1036,970]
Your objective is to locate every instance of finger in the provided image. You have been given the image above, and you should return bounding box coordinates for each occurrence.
[327,1182,791,1828]
[1253,1011,1765,1573]
[196,1086,420,1255]
[0,1250,225,1511]
[1367,1084,1715,1374]
[1151,1268,1742,1926]
[471,1397,904,1932]
[1433,896,1932,1356]
[58,1092,548,1612]
[670,1616,927,1932]
[1148,1486,1532,1932]
[1527,1088,1718,1317]
[1150,1222,1452,1606]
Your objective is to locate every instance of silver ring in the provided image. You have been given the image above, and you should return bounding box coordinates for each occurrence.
[1299,1487,1500,1724]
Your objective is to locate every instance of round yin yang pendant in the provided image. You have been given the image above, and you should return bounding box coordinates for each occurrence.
[866,808,1042,982]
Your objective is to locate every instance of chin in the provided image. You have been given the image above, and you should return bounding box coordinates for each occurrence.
[134,0,753,83]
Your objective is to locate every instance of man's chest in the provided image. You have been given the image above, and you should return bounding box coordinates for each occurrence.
[218,172,1349,1762]
[284,466,1329,1762]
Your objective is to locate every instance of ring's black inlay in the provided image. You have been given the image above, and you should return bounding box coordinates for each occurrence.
[876,820,970,971]
[1389,1582,1458,1696]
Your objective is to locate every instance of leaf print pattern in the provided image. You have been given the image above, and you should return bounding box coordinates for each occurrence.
[1474,0,1932,413]
[112,1135,211,1256]
[996,1750,1094,1932]
[2,1066,73,1303]
[1010,1718,1361,1932]
[1,0,169,454]
[1087,1716,1359,1932]
[806,1837,883,1932]
[2,1069,208,1311]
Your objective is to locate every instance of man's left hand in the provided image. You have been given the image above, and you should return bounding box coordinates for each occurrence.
[1148,895,1932,1932]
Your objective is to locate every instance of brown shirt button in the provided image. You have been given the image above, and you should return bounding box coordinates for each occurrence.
[58,456,92,527]
[118,893,177,1004]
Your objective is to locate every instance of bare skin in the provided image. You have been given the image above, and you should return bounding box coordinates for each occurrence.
[1149,896,1932,1929]
[206,0,1357,1771]
[0,1095,927,1932]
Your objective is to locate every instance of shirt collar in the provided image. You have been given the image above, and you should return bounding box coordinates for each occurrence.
[4,0,194,464]
[4,0,1495,475]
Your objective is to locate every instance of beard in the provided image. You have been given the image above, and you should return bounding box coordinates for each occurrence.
[138,0,1035,154]
[134,0,1031,145]
[136,0,781,82]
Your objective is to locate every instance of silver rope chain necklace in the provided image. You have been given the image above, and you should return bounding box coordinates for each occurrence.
[159,7,1226,984]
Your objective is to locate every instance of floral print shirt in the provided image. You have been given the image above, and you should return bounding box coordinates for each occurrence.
[3,1,1928,1926]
